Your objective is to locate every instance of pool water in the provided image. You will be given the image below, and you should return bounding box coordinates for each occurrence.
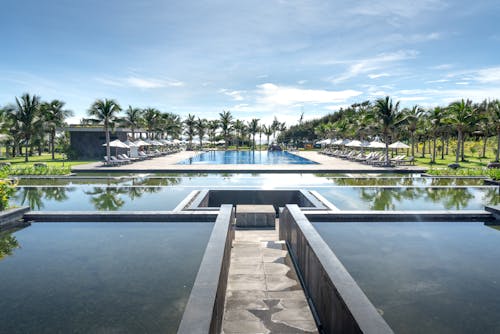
[0,222,213,333]
[314,186,499,210]
[13,183,498,211]
[177,150,318,164]
[314,222,500,334]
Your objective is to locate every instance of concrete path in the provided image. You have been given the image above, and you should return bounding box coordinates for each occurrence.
[222,227,318,334]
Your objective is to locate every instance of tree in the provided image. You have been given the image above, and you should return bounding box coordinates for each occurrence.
[271,116,280,143]
[263,125,273,146]
[219,110,233,150]
[248,118,259,150]
[373,96,405,166]
[446,99,474,164]
[143,107,161,138]
[490,99,500,162]
[195,118,207,147]
[184,114,196,148]
[163,113,182,139]
[207,120,219,146]
[233,119,246,150]
[121,105,143,139]
[15,94,41,162]
[88,99,122,160]
[404,105,424,157]
[428,107,444,163]
[41,100,73,159]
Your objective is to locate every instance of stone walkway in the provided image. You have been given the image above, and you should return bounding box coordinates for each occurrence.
[222,227,318,334]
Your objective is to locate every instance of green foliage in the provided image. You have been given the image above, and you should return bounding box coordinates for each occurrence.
[0,179,17,211]
[426,167,500,180]
[1,164,71,176]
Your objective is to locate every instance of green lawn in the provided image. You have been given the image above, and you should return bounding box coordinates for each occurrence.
[0,153,95,168]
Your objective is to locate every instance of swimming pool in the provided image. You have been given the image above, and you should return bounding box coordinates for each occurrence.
[177,150,318,165]
[314,222,500,334]
[0,222,213,333]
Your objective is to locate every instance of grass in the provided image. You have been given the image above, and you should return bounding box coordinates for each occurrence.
[0,153,95,168]
[0,153,96,175]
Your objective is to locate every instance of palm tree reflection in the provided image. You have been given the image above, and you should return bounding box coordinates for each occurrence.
[0,232,19,260]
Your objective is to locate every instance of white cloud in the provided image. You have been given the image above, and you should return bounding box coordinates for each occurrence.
[330,50,418,83]
[96,76,184,89]
[256,83,362,105]
[351,0,447,19]
[368,73,390,79]
[297,80,308,84]
[475,67,500,83]
[426,79,449,83]
[219,89,245,101]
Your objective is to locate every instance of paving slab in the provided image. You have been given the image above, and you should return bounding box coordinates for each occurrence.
[222,225,318,334]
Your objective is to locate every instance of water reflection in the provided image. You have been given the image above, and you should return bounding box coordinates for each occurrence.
[319,187,494,211]
[0,232,19,260]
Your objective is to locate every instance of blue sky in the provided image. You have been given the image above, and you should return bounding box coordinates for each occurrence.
[1,0,500,125]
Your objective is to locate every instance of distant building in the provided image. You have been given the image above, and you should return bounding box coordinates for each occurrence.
[67,126,144,159]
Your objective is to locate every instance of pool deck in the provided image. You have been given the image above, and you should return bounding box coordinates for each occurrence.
[222,225,318,334]
[71,150,426,173]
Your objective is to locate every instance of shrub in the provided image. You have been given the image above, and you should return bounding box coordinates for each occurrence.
[0,179,17,211]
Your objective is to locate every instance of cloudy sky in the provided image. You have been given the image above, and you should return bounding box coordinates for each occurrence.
[1,0,500,125]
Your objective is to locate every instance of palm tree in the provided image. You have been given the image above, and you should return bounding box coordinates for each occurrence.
[195,118,207,147]
[121,105,143,139]
[248,118,259,150]
[88,98,122,160]
[428,107,444,163]
[404,105,424,157]
[374,96,405,166]
[184,114,196,149]
[233,119,246,150]
[15,94,41,162]
[219,110,233,150]
[271,116,280,143]
[491,100,500,162]
[263,125,273,147]
[446,99,474,164]
[163,112,182,139]
[143,107,161,138]
[207,120,219,147]
[41,100,73,159]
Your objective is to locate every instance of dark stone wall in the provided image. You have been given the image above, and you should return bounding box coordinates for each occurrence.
[69,130,128,160]
[177,205,235,334]
[279,205,394,334]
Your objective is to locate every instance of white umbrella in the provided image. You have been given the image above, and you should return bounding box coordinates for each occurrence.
[216,139,226,144]
[102,139,129,148]
[316,139,331,145]
[134,139,151,146]
[172,139,181,144]
[368,140,386,149]
[389,141,410,149]
[345,140,363,147]
[123,140,139,147]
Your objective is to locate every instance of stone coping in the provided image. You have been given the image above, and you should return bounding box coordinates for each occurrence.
[177,205,235,334]
[305,210,493,222]
[23,210,218,222]
[280,204,393,334]
[184,189,331,213]
[0,206,30,230]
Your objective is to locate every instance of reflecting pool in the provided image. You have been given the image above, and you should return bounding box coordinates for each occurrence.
[315,186,499,210]
[0,222,213,333]
[314,222,500,334]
